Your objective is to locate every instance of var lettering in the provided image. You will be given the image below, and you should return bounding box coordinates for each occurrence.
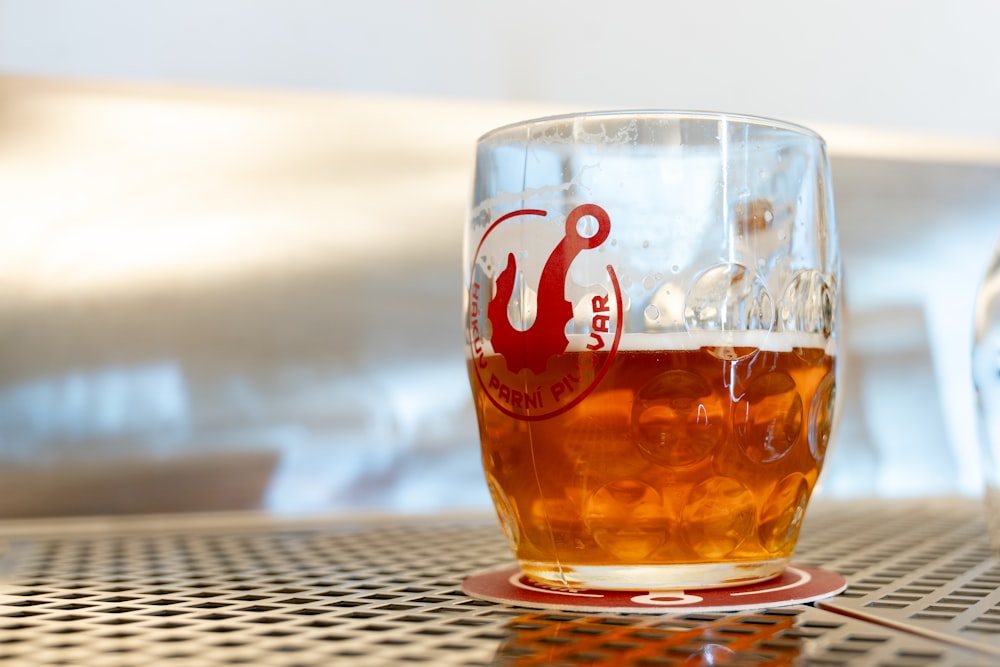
[588,294,611,351]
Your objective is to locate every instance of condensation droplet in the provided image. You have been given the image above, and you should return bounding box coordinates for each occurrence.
[644,304,660,321]
[642,275,655,290]
[642,240,650,249]
[672,265,680,273]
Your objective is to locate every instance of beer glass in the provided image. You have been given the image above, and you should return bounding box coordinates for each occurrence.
[464,111,840,590]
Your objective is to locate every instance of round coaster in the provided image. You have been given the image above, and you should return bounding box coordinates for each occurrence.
[462,564,846,614]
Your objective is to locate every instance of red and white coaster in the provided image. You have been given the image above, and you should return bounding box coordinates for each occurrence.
[462,565,846,614]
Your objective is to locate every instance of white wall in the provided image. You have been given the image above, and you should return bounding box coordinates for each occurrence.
[1,2,998,513]
[2,0,999,140]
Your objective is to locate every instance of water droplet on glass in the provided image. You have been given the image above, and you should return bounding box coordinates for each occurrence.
[642,275,655,290]
[644,304,660,321]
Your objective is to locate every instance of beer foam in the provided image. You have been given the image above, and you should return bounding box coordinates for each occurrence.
[566,330,834,354]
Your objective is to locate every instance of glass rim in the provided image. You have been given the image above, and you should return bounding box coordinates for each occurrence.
[477,108,825,146]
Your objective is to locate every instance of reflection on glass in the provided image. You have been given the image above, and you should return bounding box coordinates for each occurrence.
[494,610,801,666]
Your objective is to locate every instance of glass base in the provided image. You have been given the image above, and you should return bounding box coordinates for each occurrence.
[519,558,789,591]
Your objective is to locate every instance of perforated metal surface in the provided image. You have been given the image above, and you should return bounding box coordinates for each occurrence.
[0,500,996,666]
[811,500,1000,658]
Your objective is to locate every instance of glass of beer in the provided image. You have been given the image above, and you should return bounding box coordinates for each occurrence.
[464,111,840,590]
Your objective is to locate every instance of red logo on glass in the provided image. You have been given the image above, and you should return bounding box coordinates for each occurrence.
[467,204,623,421]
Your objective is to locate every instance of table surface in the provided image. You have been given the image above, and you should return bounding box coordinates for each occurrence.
[0,498,998,666]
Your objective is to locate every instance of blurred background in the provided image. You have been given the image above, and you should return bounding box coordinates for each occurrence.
[1,0,999,518]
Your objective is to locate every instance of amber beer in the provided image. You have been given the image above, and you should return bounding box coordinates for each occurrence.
[469,331,836,590]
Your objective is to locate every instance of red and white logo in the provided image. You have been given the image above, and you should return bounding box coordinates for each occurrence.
[467,204,623,421]
[462,564,847,613]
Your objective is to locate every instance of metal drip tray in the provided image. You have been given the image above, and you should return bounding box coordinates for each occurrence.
[0,499,997,666]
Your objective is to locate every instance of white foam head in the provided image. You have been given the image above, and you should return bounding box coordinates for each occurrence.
[567,330,834,354]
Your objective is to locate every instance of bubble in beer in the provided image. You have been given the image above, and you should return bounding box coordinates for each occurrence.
[685,263,774,340]
[808,371,837,461]
[631,370,726,467]
[584,479,667,561]
[682,476,755,559]
[758,473,809,553]
[733,371,803,463]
